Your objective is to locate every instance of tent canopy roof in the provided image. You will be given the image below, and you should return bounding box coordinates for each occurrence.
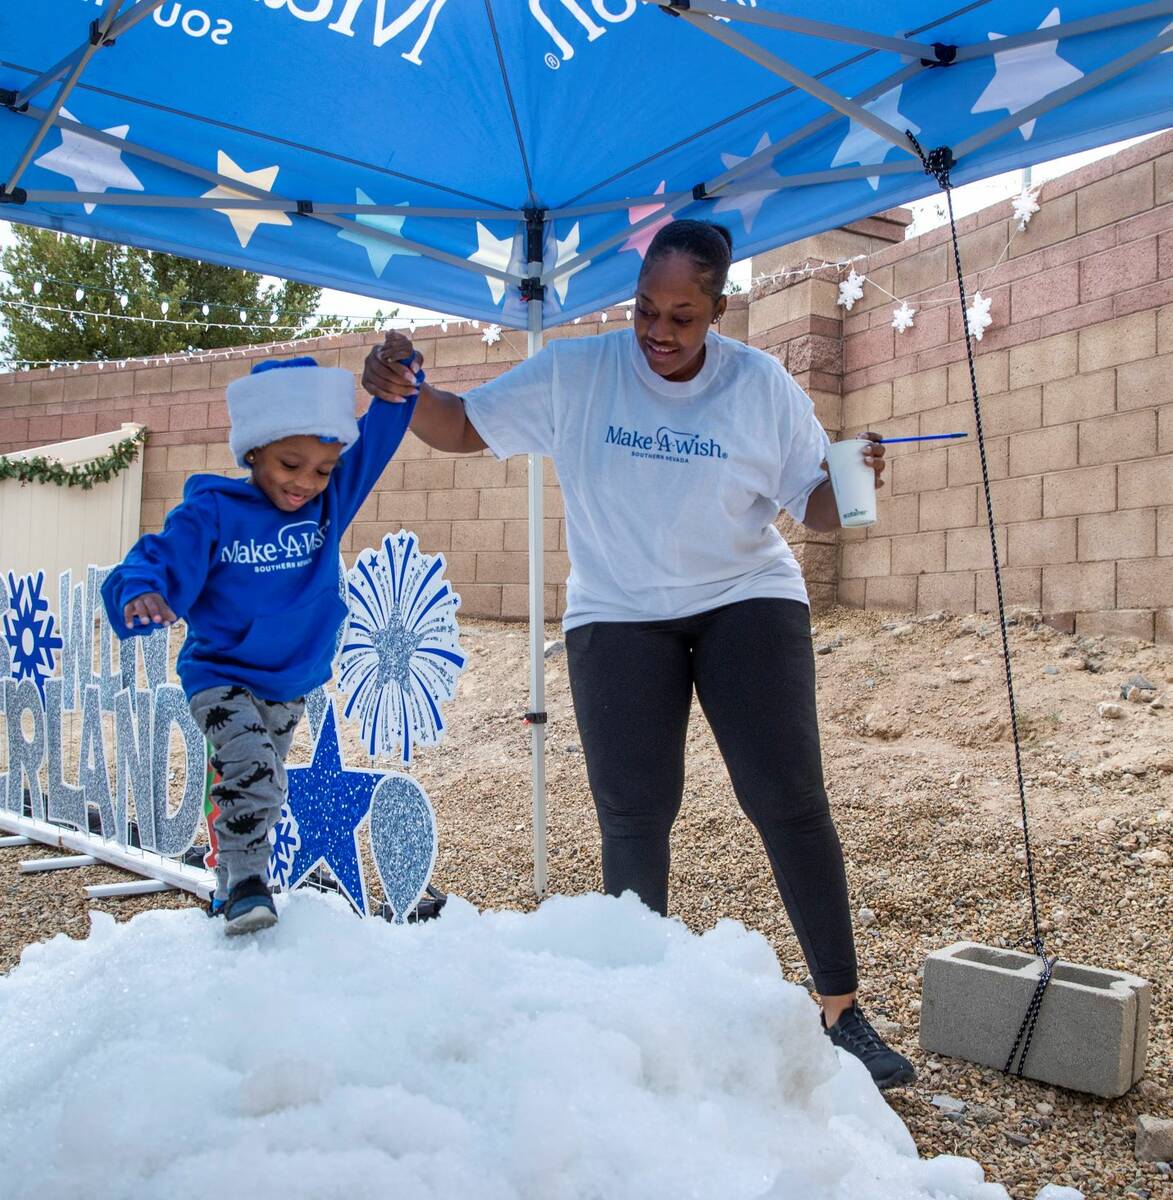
[2,0,1171,328]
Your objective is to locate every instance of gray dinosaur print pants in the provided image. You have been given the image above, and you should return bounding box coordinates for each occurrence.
[190,686,305,899]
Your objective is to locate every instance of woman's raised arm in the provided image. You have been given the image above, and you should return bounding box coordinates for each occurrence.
[362,332,487,454]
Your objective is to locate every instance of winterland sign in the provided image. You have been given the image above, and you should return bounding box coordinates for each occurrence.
[0,533,466,920]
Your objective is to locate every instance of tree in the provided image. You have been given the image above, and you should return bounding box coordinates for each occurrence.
[0,226,324,365]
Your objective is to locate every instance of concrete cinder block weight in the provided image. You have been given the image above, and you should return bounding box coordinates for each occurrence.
[920,942,1150,1098]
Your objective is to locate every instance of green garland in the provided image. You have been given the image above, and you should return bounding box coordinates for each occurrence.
[0,426,149,491]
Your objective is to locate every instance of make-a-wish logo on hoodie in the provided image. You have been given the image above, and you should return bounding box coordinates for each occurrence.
[604,424,728,464]
[219,519,331,573]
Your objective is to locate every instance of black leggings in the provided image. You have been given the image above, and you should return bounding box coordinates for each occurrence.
[566,597,858,996]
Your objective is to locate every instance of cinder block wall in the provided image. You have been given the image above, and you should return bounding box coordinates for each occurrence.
[1,133,1170,637]
[0,308,749,623]
[828,131,1172,642]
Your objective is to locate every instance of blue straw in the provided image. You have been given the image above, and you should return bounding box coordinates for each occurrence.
[877,432,967,445]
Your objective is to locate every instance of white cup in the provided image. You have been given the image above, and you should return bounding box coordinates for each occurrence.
[825,438,877,528]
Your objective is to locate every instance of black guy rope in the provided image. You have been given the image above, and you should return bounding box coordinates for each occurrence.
[906,131,1057,1079]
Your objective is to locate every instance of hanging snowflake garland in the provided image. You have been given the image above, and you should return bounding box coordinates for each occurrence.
[3,571,63,701]
[836,269,866,311]
[966,291,994,342]
[1012,187,1041,231]
[336,532,467,763]
[481,323,502,345]
[891,302,917,333]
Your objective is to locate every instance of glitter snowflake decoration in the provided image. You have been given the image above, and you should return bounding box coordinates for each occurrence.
[337,531,467,763]
[891,302,917,333]
[836,269,865,311]
[267,802,301,889]
[481,323,503,345]
[3,571,63,702]
[1012,187,1041,230]
[966,291,994,341]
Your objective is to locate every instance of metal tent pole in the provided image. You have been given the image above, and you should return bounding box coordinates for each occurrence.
[524,217,548,899]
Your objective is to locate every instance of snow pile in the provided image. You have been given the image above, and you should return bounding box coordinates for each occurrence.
[0,891,1008,1200]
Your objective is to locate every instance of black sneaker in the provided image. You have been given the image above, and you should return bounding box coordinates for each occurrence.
[223,877,277,936]
[823,1004,917,1090]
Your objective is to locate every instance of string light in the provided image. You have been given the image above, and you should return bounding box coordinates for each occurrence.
[0,313,503,373]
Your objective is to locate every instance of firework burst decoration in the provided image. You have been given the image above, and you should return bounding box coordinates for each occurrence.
[337,531,466,763]
[3,571,63,702]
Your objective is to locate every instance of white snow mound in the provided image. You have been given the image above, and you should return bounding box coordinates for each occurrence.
[0,890,1009,1200]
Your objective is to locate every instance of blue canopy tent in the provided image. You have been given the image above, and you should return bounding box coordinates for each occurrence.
[3,0,1172,894]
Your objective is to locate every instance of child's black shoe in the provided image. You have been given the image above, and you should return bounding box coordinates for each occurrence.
[822,1003,917,1091]
[223,877,277,936]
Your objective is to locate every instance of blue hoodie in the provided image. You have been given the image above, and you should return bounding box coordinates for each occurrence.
[101,395,417,701]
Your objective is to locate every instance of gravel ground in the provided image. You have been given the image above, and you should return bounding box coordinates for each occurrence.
[2,606,1170,1199]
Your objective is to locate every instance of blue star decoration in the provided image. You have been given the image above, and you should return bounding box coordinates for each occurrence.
[281,699,385,916]
[4,571,63,702]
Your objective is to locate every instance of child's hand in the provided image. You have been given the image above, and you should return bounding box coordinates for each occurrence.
[124,591,177,628]
[363,332,423,402]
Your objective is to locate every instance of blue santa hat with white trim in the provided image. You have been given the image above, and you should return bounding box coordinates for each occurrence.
[226,356,359,467]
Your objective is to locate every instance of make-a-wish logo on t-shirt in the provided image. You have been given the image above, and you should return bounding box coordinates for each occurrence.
[219,519,331,573]
[604,424,728,465]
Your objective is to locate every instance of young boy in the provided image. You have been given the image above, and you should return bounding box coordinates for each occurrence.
[102,353,418,935]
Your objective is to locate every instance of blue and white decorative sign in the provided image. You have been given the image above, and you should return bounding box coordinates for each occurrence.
[2,537,450,921]
[274,698,437,919]
[3,571,63,702]
[370,773,437,924]
[337,531,467,764]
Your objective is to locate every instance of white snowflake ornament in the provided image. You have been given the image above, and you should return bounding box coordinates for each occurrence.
[836,269,866,311]
[891,302,917,333]
[336,531,467,763]
[966,291,993,341]
[1012,187,1041,230]
[481,323,502,345]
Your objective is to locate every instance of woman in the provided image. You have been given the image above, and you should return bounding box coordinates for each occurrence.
[362,221,914,1090]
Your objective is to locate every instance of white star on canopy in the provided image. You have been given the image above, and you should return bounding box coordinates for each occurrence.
[714,133,784,233]
[829,86,920,191]
[971,8,1084,141]
[34,107,143,214]
[337,188,417,276]
[552,222,588,305]
[201,151,292,248]
[467,222,515,305]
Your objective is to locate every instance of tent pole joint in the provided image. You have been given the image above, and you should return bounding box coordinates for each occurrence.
[297,199,314,216]
[906,131,955,188]
[691,182,708,201]
[0,89,29,114]
[0,186,28,205]
[663,0,691,13]
[921,42,958,68]
[523,206,548,302]
[89,17,118,47]
[524,206,547,266]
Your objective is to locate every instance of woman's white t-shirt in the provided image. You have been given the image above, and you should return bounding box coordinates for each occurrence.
[463,328,830,632]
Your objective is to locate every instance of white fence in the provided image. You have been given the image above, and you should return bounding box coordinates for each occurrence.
[0,423,145,583]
